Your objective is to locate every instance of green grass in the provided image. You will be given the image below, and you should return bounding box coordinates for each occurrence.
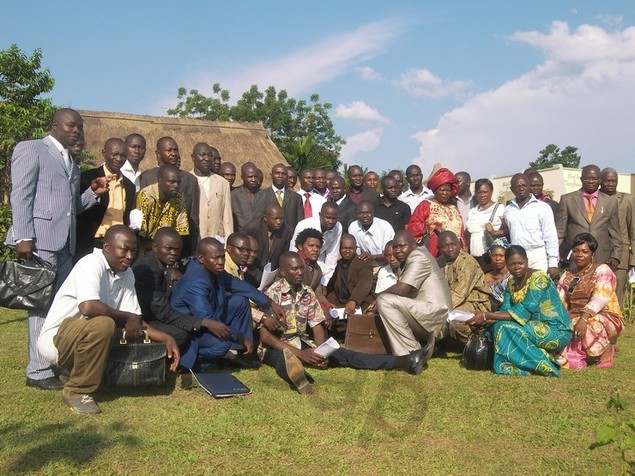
[0,308,633,475]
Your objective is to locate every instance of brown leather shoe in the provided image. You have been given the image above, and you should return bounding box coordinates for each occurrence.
[283,348,313,395]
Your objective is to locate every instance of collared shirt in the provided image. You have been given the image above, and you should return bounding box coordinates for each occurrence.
[582,189,599,208]
[503,194,559,268]
[136,183,189,239]
[224,251,244,280]
[375,265,399,293]
[121,160,142,191]
[289,216,342,286]
[264,278,325,349]
[313,188,330,199]
[456,195,475,225]
[271,185,285,204]
[47,134,72,174]
[375,198,411,232]
[95,163,126,238]
[297,189,327,216]
[348,217,395,256]
[38,249,140,363]
[399,187,433,213]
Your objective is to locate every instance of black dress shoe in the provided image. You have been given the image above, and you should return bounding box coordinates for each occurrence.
[26,376,64,390]
[222,356,261,370]
[409,334,436,375]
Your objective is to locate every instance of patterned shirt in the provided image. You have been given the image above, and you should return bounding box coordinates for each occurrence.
[136,183,189,239]
[264,277,325,349]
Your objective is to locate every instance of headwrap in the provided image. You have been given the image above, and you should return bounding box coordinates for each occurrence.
[486,237,511,254]
[427,168,459,197]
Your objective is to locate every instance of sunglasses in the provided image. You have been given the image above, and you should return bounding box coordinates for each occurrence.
[568,276,580,293]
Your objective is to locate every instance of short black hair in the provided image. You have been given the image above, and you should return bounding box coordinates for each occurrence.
[572,233,598,253]
[505,245,527,261]
[295,228,324,248]
[474,178,493,191]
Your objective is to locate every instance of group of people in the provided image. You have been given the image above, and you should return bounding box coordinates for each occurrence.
[4,107,629,414]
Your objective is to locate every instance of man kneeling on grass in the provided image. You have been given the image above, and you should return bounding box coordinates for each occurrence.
[259,252,434,395]
[37,225,179,415]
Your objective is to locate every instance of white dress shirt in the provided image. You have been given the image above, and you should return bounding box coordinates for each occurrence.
[38,249,140,363]
[289,216,343,285]
[399,187,433,213]
[503,195,559,268]
[297,189,327,216]
[465,202,506,257]
[348,217,395,256]
[121,160,142,191]
[375,264,398,293]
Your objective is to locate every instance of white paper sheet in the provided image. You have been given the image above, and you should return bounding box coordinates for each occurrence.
[447,309,475,323]
[330,307,362,319]
[313,337,341,357]
[258,263,278,291]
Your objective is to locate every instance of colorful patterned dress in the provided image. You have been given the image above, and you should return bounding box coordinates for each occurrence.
[490,271,572,377]
[408,199,465,257]
[556,264,624,367]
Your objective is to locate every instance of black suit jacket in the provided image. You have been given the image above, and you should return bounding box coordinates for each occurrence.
[261,186,304,230]
[76,166,136,260]
[243,216,293,286]
[333,196,357,232]
[132,251,203,333]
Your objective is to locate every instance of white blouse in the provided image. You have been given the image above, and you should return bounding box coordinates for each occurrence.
[465,202,505,257]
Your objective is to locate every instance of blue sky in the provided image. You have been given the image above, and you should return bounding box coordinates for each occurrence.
[3,1,635,178]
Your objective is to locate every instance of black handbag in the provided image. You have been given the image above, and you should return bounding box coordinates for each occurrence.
[104,330,167,387]
[0,254,56,310]
[461,328,493,371]
[483,204,500,249]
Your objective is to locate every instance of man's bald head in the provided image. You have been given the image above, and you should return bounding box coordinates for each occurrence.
[581,164,601,194]
[154,226,181,245]
[51,108,84,147]
[392,230,416,264]
[197,237,224,256]
[103,224,137,272]
[601,167,619,195]
[104,224,136,245]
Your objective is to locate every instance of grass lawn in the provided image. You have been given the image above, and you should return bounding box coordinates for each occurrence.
[0,308,633,475]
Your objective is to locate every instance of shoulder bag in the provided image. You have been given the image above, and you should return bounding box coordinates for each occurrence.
[0,254,56,310]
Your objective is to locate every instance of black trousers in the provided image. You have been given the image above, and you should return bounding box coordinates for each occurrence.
[146,321,190,348]
[263,347,397,384]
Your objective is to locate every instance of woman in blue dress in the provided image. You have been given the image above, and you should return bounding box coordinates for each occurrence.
[466,245,572,376]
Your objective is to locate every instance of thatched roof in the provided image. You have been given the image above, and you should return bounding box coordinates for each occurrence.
[78,110,288,186]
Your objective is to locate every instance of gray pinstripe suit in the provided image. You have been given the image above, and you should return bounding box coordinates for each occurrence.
[5,135,98,380]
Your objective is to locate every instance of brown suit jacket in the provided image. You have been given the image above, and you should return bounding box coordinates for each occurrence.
[325,256,374,308]
[556,189,622,265]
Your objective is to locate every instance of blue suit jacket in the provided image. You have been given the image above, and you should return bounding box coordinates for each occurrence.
[6,136,97,254]
[170,259,270,320]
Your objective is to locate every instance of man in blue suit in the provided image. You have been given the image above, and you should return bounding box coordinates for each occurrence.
[6,108,109,390]
[170,237,284,370]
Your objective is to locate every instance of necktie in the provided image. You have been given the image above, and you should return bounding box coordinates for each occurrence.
[62,150,72,174]
[304,192,312,218]
[276,189,283,206]
[585,195,595,222]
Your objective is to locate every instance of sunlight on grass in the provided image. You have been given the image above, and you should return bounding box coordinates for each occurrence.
[0,308,632,475]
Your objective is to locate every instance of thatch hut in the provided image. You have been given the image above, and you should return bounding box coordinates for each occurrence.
[78,110,288,186]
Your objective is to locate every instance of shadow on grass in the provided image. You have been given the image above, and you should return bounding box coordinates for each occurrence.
[0,421,140,474]
[0,315,27,326]
[95,371,178,403]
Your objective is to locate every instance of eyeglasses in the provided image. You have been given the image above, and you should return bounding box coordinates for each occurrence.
[567,276,580,293]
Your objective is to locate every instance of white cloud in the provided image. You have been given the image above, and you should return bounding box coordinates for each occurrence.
[356,65,383,81]
[157,19,403,112]
[334,101,388,123]
[411,21,635,177]
[398,68,473,99]
[339,128,384,164]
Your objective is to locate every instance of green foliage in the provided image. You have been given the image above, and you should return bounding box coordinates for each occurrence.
[590,388,635,473]
[168,83,345,170]
[530,144,581,170]
[0,203,15,261]
[76,150,101,172]
[0,44,56,201]
[380,168,408,192]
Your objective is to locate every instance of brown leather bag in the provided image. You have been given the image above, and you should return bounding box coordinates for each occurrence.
[344,314,391,354]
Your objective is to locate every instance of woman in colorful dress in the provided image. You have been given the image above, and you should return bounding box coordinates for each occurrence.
[556,233,624,369]
[408,168,465,257]
[466,245,572,376]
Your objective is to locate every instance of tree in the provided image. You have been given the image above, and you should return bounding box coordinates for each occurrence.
[0,44,56,202]
[168,83,345,170]
[530,144,581,169]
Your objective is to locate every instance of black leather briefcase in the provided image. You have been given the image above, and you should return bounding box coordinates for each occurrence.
[104,331,167,386]
[0,255,56,310]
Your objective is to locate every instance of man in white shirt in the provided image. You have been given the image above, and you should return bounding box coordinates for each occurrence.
[399,165,433,213]
[190,142,233,240]
[456,171,475,224]
[375,240,400,293]
[38,226,179,414]
[503,173,559,279]
[296,168,326,219]
[289,201,342,285]
[348,201,395,267]
[121,133,146,191]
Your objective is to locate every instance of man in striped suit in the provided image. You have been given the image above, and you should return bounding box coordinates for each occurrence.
[6,108,108,390]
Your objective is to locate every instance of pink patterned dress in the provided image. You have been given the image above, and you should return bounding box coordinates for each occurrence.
[556,263,624,367]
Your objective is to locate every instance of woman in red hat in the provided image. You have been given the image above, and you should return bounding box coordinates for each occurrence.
[408,168,465,257]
